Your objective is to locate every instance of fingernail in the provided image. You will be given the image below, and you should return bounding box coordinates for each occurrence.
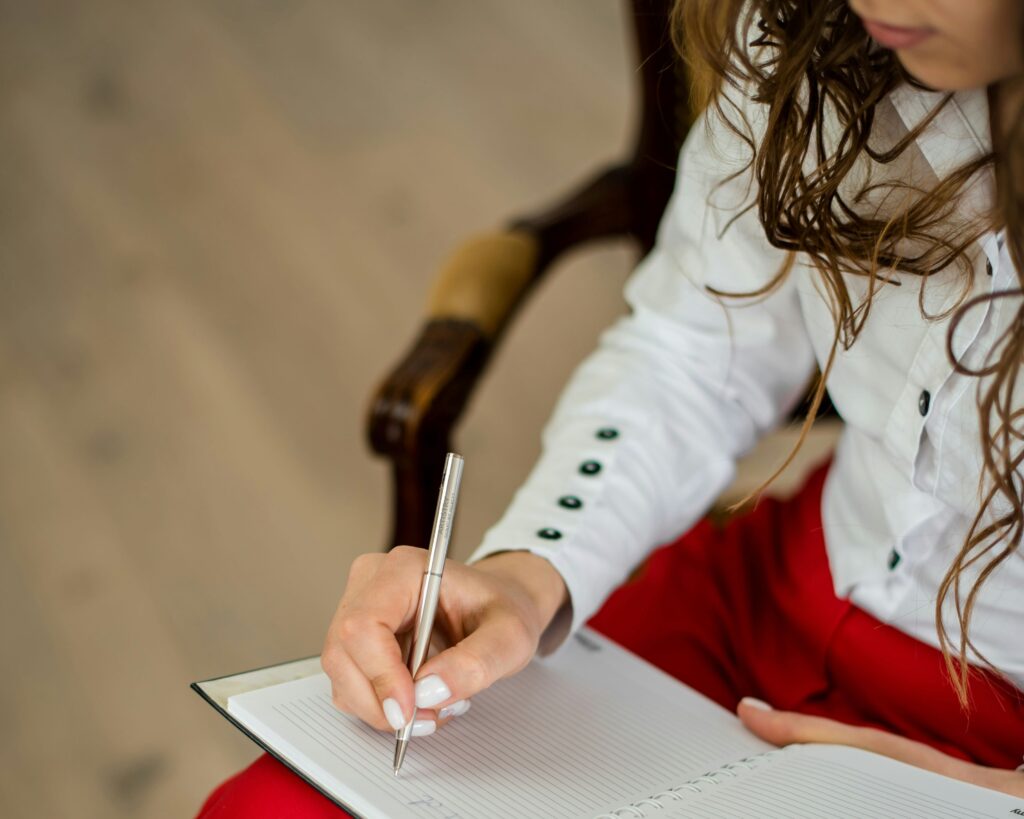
[740,696,773,711]
[414,674,451,709]
[382,697,407,731]
[438,699,471,720]
[411,719,436,737]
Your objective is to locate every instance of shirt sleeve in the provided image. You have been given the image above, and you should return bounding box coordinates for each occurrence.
[467,97,817,654]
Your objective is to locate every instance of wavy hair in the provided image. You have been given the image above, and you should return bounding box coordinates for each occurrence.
[672,0,1024,705]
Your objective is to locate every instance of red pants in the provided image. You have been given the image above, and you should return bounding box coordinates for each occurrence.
[196,464,1024,817]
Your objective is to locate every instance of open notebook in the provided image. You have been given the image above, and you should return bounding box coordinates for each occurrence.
[194,628,1022,818]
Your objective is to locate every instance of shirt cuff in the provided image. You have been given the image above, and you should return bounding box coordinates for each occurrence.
[466,418,644,655]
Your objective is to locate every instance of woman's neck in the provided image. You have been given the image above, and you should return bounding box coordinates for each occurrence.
[989,74,1024,151]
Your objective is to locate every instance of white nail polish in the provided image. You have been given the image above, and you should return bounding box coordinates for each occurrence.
[740,696,773,711]
[411,719,436,737]
[414,674,452,709]
[439,699,471,720]
[382,697,407,731]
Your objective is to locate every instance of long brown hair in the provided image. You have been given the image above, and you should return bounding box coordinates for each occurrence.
[672,0,1024,705]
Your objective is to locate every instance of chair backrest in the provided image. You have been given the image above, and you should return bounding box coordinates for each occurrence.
[510,0,693,264]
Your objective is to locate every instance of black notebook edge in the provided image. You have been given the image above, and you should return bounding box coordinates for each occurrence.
[191,661,366,819]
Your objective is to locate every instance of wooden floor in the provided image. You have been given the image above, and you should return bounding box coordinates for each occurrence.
[0,2,639,816]
[0,3,839,816]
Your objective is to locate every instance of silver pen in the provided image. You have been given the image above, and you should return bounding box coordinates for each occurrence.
[393,452,464,775]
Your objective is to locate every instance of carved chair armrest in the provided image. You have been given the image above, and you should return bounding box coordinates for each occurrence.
[367,230,541,549]
[368,160,648,549]
[424,230,540,339]
[370,229,541,458]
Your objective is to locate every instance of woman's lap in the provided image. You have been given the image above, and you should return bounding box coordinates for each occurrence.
[196,461,1024,816]
[587,461,1024,770]
[197,753,344,818]
[591,461,847,714]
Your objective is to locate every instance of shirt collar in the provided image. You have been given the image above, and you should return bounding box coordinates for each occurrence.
[887,84,990,179]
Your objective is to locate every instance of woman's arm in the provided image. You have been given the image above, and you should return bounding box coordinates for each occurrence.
[323,93,817,734]
[469,97,817,650]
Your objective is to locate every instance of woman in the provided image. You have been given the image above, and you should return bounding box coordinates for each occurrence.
[198,1,1024,813]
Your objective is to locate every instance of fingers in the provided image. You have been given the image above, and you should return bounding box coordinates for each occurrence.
[737,697,867,746]
[341,617,416,719]
[735,697,977,781]
[324,646,391,731]
[438,698,472,722]
[323,547,426,732]
[413,608,536,713]
[323,546,542,738]
[324,638,466,736]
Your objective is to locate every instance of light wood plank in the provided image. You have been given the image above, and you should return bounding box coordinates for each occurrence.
[0,2,834,815]
[0,2,634,815]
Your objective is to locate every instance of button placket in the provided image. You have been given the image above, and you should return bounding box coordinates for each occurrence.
[886,314,972,483]
[929,269,1011,503]
[537,427,621,544]
[904,241,1002,494]
[536,427,622,544]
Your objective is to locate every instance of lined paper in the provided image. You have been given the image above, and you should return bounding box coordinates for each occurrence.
[657,745,1021,818]
[227,628,770,819]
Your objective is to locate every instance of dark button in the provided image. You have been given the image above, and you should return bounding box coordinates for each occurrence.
[986,259,993,276]
[558,495,583,510]
[595,427,619,440]
[888,548,901,570]
[918,389,931,417]
[579,460,602,476]
[537,527,562,540]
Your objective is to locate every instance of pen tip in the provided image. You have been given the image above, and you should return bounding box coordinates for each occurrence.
[393,738,408,775]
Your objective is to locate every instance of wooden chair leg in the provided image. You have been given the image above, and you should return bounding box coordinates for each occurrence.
[388,443,449,550]
[368,319,489,550]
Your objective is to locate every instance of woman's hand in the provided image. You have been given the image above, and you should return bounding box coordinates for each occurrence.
[322,547,567,736]
[737,697,1024,797]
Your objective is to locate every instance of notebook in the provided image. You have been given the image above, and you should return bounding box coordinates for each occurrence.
[194,628,1022,818]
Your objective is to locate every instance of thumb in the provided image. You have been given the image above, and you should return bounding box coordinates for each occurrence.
[737,697,862,747]
[735,697,981,781]
[413,612,535,710]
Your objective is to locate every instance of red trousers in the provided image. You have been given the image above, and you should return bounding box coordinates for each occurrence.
[196,463,1024,817]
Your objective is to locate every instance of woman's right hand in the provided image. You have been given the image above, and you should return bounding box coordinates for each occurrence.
[321,547,568,736]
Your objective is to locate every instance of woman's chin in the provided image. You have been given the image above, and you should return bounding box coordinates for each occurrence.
[894,52,1004,93]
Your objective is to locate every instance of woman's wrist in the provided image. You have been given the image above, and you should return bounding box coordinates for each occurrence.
[473,550,569,635]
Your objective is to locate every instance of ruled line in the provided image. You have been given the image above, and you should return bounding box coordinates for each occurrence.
[227,633,770,819]
[656,749,1007,819]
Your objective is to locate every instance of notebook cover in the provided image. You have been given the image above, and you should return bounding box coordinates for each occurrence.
[192,656,363,818]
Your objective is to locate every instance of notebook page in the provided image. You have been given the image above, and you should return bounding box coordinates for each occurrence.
[227,628,771,819]
[654,744,1023,818]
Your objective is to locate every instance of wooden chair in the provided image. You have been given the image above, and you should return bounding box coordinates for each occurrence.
[367,0,838,550]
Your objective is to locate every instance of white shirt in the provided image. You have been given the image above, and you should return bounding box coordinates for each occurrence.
[469,81,1024,691]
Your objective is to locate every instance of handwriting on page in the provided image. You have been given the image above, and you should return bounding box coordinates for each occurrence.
[406,795,461,819]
